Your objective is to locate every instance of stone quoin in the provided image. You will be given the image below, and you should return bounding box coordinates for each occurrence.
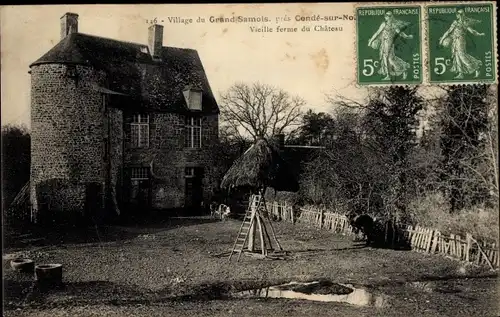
[29,12,220,224]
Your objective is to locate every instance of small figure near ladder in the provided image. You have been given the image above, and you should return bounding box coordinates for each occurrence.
[229,192,282,261]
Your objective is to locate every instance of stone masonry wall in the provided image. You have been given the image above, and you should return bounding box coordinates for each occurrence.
[109,107,124,211]
[184,114,219,202]
[30,63,219,220]
[122,111,219,211]
[30,64,106,222]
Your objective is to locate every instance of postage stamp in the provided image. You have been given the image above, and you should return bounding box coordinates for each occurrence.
[356,5,423,86]
[426,2,497,84]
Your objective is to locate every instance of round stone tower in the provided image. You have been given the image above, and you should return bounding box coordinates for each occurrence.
[29,13,107,224]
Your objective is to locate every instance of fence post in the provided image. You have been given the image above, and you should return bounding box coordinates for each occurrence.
[409,225,417,249]
[407,225,412,249]
[441,235,446,255]
[415,227,421,251]
[283,201,287,221]
[494,243,499,267]
[457,235,461,258]
[450,234,457,257]
[465,233,472,262]
[485,242,492,266]
[425,229,433,253]
[431,230,440,254]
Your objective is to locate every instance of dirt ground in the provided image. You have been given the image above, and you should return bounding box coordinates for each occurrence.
[3,216,499,317]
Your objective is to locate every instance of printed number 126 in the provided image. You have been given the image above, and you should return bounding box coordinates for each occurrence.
[362,59,379,76]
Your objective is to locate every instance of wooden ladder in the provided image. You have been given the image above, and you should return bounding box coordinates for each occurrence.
[229,194,262,261]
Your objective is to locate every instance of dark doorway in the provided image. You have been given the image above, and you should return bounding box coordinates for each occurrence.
[129,167,151,212]
[185,167,204,215]
[85,183,102,225]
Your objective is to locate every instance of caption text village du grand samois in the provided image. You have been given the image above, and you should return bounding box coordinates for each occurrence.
[146,14,355,33]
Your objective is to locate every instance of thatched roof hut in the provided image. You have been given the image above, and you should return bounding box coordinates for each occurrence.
[220,138,299,193]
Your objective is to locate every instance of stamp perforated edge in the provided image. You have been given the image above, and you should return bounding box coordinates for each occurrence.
[423,1,498,86]
[352,1,499,87]
[353,2,425,88]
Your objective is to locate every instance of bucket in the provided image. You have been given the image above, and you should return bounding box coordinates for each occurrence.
[35,263,63,291]
[10,258,35,273]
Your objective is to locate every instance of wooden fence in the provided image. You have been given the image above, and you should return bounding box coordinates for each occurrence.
[267,202,355,235]
[407,225,499,270]
[266,201,499,270]
[267,201,294,223]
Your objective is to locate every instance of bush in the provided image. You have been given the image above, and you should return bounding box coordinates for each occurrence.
[407,192,499,242]
[2,124,31,217]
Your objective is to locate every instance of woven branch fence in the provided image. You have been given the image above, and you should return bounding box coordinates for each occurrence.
[266,201,499,270]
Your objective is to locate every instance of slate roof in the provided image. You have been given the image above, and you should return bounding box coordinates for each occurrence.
[30,33,219,114]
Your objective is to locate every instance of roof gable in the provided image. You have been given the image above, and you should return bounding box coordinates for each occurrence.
[30,33,219,114]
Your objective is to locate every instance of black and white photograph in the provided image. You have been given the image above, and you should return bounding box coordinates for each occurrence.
[1,3,499,317]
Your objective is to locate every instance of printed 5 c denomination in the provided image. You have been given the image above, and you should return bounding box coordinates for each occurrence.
[427,3,496,84]
[356,5,422,85]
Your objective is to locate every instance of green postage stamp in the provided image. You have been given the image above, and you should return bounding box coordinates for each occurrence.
[427,3,496,83]
[356,6,422,85]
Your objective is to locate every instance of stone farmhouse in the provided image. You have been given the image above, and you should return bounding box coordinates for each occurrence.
[29,13,220,223]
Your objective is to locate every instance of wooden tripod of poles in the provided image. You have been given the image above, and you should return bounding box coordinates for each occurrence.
[229,188,283,261]
[247,189,282,256]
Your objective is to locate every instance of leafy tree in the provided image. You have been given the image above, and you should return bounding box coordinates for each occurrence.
[292,109,336,146]
[437,85,494,212]
[2,124,31,211]
[363,86,424,214]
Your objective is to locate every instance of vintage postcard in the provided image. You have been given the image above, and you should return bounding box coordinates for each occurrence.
[1,3,498,317]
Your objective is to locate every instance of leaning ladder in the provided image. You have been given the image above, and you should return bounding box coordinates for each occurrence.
[7,181,30,221]
[228,194,262,261]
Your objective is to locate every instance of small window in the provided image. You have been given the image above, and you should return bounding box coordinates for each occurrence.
[185,167,203,178]
[131,167,149,180]
[133,114,150,124]
[65,65,77,78]
[185,116,202,148]
[130,114,150,148]
[185,167,195,178]
[188,91,202,111]
[183,88,203,111]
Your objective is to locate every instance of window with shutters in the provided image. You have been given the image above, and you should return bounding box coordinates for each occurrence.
[185,116,202,148]
[130,114,149,148]
[131,167,150,180]
[129,167,150,207]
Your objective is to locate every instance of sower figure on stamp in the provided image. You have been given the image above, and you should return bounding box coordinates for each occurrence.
[368,11,414,81]
[438,9,485,79]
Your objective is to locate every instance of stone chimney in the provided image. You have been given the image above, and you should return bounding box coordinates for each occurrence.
[148,24,164,59]
[60,13,79,40]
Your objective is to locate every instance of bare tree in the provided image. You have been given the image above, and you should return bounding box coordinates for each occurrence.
[219,82,305,141]
[436,84,496,211]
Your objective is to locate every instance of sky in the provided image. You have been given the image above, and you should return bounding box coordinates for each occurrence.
[1,3,369,128]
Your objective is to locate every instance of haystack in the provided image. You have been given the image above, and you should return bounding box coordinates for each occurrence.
[220,138,299,193]
[223,138,298,261]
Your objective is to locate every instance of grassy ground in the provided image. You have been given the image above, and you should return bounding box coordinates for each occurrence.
[3,216,499,317]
